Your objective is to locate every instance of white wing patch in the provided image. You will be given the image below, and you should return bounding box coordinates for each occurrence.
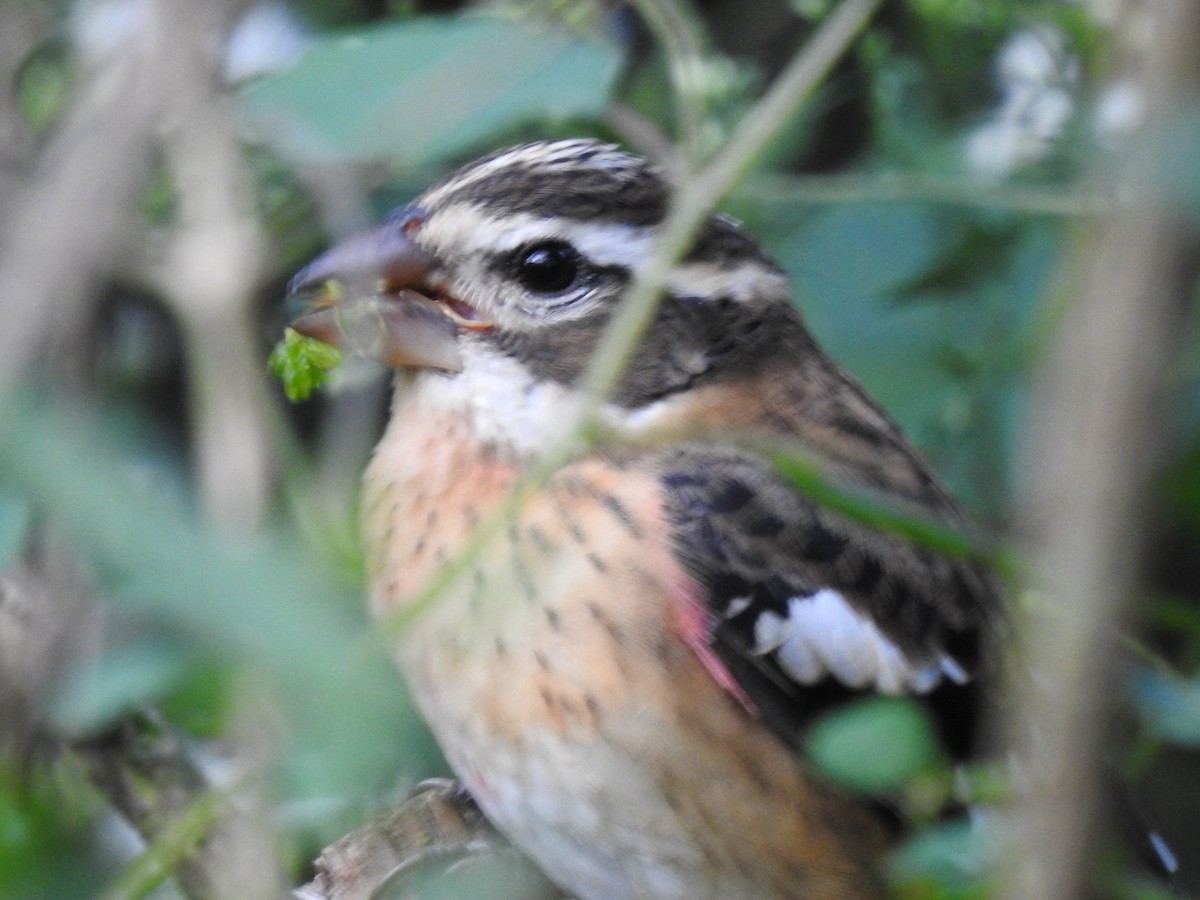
[749,588,968,695]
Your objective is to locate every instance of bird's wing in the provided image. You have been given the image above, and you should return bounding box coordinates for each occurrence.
[652,442,1001,755]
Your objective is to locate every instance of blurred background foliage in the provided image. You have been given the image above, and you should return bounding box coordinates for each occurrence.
[0,0,1198,898]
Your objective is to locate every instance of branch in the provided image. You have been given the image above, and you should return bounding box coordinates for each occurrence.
[0,3,289,896]
[295,779,507,900]
[626,0,711,167]
[1001,2,1200,897]
[0,16,160,392]
[76,713,229,900]
[577,0,885,418]
[0,561,96,758]
[140,1,276,530]
[736,170,1117,216]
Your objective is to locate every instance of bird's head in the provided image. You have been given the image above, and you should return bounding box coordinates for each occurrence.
[287,139,805,452]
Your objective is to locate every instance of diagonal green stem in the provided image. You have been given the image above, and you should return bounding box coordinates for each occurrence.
[575,0,886,423]
[626,0,712,166]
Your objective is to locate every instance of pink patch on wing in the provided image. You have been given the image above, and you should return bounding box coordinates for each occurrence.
[670,582,757,716]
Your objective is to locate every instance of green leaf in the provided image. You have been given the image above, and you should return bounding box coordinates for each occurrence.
[16,44,72,136]
[157,661,238,740]
[807,697,940,794]
[0,394,424,803]
[269,327,343,401]
[0,489,32,569]
[240,16,623,166]
[1133,668,1200,746]
[51,642,187,735]
[0,767,103,897]
[894,220,1022,299]
[769,450,987,563]
[888,817,995,896]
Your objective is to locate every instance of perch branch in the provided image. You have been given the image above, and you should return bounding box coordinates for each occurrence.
[295,779,504,900]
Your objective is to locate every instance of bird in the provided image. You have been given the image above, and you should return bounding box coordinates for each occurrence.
[286,138,1003,899]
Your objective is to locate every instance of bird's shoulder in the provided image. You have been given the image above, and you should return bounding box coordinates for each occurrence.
[636,435,1000,754]
[595,329,1004,753]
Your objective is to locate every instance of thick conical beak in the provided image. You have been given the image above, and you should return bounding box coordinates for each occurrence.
[286,210,489,372]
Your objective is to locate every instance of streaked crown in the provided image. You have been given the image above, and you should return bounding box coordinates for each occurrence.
[419,138,670,225]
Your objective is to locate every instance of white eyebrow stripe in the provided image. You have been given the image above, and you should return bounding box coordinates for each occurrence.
[666,261,790,303]
[419,205,657,271]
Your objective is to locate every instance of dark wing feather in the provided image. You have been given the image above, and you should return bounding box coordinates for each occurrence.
[603,291,1007,756]
[654,442,1001,757]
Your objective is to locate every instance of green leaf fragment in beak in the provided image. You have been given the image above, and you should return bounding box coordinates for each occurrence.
[269,327,344,401]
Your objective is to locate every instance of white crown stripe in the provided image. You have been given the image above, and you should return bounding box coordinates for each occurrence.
[420,140,633,210]
[417,206,656,271]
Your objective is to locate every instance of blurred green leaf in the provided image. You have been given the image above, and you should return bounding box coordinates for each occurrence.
[888,817,995,897]
[16,42,72,135]
[0,393,426,805]
[1133,668,1200,746]
[240,16,623,166]
[895,220,1021,299]
[51,641,187,735]
[157,660,238,739]
[0,767,103,900]
[742,195,1055,513]
[0,489,32,569]
[950,761,1010,806]
[806,696,940,794]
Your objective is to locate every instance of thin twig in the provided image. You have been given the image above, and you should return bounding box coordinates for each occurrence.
[148,2,276,530]
[602,102,676,165]
[626,0,711,167]
[575,0,886,420]
[0,562,97,757]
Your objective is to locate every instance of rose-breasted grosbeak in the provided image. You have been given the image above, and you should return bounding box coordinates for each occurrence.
[287,139,1001,899]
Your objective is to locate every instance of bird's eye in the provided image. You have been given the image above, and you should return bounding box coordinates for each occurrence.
[512,241,581,294]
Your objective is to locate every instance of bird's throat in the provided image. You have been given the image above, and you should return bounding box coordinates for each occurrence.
[362,390,522,624]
